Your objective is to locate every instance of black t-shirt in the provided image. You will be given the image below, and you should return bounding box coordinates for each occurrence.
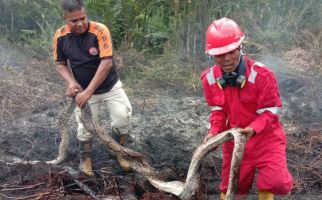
[52,21,118,94]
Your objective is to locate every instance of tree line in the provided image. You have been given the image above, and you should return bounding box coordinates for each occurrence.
[0,0,321,58]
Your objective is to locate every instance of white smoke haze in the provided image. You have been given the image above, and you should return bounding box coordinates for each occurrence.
[0,42,27,76]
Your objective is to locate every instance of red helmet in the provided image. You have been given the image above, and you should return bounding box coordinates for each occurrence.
[205,18,245,56]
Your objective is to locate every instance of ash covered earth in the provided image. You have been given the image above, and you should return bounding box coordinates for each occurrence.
[0,46,321,199]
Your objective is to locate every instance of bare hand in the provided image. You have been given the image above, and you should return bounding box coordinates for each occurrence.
[75,89,93,108]
[203,133,215,144]
[66,82,83,97]
[238,127,255,140]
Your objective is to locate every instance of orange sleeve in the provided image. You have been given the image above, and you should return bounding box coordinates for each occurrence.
[52,27,68,62]
[95,24,113,58]
[52,30,59,61]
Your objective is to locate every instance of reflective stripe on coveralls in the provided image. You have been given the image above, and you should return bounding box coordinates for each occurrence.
[248,62,264,83]
[256,107,281,115]
[211,106,223,111]
[206,67,216,85]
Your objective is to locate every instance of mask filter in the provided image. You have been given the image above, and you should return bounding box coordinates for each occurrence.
[217,56,246,89]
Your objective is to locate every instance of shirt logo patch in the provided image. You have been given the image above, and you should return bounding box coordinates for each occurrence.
[89,47,98,56]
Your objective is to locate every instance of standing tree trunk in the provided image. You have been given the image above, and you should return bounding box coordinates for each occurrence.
[10,7,14,41]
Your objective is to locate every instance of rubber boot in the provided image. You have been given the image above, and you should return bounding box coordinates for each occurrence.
[258,191,274,200]
[220,192,226,200]
[112,127,128,145]
[79,140,94,176]
[116,154,131,172]
[112,127,131,172]
[119,134,128,146]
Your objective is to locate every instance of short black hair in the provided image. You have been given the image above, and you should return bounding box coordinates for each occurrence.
[62,0,84,12]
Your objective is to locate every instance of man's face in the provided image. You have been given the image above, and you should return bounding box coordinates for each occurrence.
[214,48,241,72]
[64,7,88,35]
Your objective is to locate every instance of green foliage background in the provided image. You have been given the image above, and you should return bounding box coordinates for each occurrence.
[1,0,321,56]
[0,0,321,88]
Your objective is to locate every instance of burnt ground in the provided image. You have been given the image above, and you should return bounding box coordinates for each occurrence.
[0,46,322,200]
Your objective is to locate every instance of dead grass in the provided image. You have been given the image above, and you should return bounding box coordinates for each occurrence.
[287,126,322,196]
[0,58,63,121]
[0,45,321,198]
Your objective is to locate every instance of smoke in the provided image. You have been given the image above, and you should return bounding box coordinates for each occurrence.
[257,52,322,124]
[0,43,25,70]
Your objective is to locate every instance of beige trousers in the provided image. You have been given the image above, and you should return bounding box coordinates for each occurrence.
[75,80,132,141]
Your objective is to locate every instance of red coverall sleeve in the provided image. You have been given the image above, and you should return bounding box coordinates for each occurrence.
[248,68,282,134]
[201,71,227,135]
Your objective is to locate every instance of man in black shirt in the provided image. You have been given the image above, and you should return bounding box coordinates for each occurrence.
[52,0,132,176]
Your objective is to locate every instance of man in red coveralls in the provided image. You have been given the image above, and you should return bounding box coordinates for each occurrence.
[201,18,293,200]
